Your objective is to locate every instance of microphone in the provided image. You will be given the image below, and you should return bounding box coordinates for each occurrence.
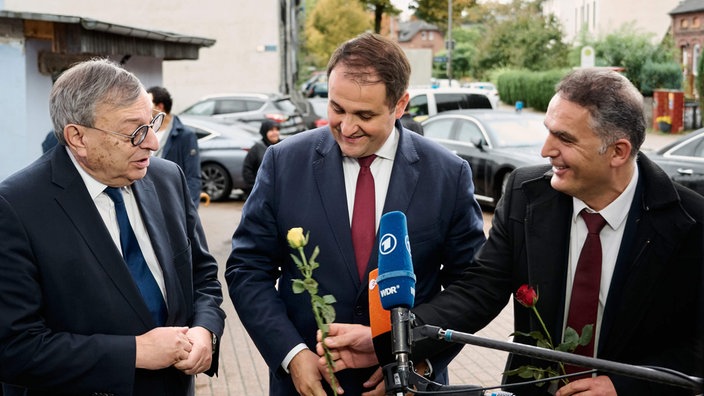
[376,211,416,393]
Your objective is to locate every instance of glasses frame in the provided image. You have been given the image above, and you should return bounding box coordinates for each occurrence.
[78,112,165,146]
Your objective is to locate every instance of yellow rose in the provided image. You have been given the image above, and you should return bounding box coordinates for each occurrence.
[287,227,306,249]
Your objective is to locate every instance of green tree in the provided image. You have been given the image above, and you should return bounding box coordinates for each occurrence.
[472,0,568,76]
[411,0,476,31]
[304,0,372,67]
[359,0,400,34]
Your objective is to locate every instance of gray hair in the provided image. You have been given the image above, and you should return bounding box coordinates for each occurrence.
[50,58,144,145]
[556,68,645,157]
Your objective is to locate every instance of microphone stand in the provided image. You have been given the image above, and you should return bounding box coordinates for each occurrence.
[414,324,703,392]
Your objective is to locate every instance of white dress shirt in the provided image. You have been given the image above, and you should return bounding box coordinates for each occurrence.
[66,147,167,303]
[562,164,639,355]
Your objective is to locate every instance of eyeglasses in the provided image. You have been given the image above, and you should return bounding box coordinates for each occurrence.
[79,112,165,146]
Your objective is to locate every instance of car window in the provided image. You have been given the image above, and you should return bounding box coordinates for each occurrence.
[409,94,429,117]
[273,99,300,114]
[423,119,454,139]
[456,120,484,145]
[435,93,493,112]
[671,135,704,158]
[488,118,549,147]
[182,100,216,116]
[215,99,248,114]
[244,100,266,111]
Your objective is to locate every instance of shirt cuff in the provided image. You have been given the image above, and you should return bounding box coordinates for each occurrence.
[281,343,308,373]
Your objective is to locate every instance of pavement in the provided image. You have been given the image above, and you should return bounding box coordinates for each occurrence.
[192,128,686,396]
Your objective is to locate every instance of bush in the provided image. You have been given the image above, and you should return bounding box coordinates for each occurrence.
[640,61,683,96]
[496,69,568,112]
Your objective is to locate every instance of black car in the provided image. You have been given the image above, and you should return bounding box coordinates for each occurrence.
[648,128,704,196]
[180,115,259,201]
[180,92,307,137]
[422,110,549,207]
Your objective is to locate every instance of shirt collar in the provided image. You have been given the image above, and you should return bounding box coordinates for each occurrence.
[65,147,133,200]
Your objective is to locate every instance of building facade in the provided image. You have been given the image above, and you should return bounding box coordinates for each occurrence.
[670,0,704,97]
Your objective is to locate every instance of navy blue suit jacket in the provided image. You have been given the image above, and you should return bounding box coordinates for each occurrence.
[0,146,225,396]
[226,122,486,395]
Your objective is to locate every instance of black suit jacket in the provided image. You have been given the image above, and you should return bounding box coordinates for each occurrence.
[414,154,704,395]
[0,147,225,396]
[227,122,487,395]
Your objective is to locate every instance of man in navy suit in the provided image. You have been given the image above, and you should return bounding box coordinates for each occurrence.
[147,86,202,208]
[321,69,704,395]
[226,33,486,395]
[0,59,225,395]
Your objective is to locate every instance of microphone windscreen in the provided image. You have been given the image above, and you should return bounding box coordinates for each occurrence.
[377,211,416,310]
[369,268,394,366]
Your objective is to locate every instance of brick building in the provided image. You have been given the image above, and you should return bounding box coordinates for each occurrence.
[670,0,704,97]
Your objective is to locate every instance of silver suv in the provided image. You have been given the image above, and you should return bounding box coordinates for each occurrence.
[180,92,307,137]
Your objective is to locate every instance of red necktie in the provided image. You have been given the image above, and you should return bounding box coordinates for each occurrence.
[351,155,376,281]
[565,210,607,374]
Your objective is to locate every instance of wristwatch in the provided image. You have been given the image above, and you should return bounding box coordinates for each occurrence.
[211,332,217,354]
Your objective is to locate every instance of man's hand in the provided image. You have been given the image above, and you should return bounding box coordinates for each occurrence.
[289,349,334,396]
[135,327,192,370]
[174,326,213,375]
[316,323,378,371]
[361,366,385,396]
[555,375,617,396]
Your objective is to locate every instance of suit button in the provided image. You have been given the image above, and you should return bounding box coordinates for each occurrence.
[354,306,363,316]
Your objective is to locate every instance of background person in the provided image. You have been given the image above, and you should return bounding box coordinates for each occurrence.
[242,119,280,196]
[322,68,704,396]
[147,85,202,207]
[226,32,486,396]
[0,59,225,395]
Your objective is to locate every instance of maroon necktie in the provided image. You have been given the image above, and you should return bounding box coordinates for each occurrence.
[351,155,376,281]
[565,210,607,374]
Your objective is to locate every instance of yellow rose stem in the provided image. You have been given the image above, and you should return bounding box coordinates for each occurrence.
[295,246,339,395]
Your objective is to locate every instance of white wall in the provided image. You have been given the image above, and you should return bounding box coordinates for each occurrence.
[3,0,282,112]
[543,0,681,44]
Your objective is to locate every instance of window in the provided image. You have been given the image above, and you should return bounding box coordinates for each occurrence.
[423,119,454,140]
[456,120,483,145]
[421,31,427,40]
[681,18,690,29]
[694,17,701,28]
[215,99,247,114]
[408,94,429,117]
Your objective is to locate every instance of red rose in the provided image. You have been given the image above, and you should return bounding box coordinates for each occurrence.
[516,284,538,308]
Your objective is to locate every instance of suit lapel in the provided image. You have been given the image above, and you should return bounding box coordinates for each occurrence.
[312,132,361,286]
[132,175,183,326]
[523,175,573,340]
[51,149,154,327]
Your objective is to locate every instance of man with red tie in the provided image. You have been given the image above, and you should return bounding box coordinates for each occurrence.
[226,33,487,396]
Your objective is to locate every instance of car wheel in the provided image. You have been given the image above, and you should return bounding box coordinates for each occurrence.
[201,163,232,201]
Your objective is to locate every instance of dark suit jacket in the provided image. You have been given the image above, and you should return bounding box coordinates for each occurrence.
[226,121,487,395]
[0,146,225,396]
[414,154,704,395]
[161,115,201,207]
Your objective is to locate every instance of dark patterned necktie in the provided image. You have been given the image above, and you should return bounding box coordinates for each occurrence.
[104,187,167,326]
[565,210,607,374]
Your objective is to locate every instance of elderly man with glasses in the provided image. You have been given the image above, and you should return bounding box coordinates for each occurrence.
[0,59,225,396]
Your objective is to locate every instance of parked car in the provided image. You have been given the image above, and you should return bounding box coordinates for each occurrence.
[309,97,329,128]
[463,82,500,109]
[180,114,259,201]
[407,87,494,123]
[648,128,704,196]
[180,92,307,137]
[421,110,549,207]
[305,81,328,98]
